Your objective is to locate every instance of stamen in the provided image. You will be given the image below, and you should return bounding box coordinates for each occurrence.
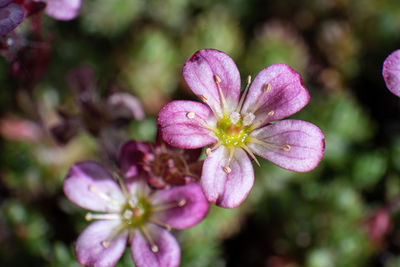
[236,75,252,113]
[152,199,186,213]
[214,74,228,113]
[229,111,241,124]
[239,144,260,167]
[267,110,275,117]
[117,177,130,199]
[88,185,122,208]
[243,113,255,126]
[247,136,291,151]
[101,224,127,248]
[185,112,218,134]
[224,149,235,174]
[85,212,120,221]
[206,141,222,157]
[250,83,272,114]
[139,225,158,253]
[149,217,172,231]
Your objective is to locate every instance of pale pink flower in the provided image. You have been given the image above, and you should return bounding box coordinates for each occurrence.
[158,49,325,208]
[64,161,209,267]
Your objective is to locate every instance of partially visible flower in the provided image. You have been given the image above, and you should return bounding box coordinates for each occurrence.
[64,161,209,267]
[39,0,81,21]
[158,49,325,208]
[383,49,400,97]
[0,1,24,35]
[0,0,81,36]
[120,136,203,189]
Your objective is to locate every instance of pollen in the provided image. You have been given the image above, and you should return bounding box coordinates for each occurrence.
[229,112,241,124]
[102,241,110,248]
[151,245,159,253]
[243,113,255,126]
[265,83,272,92]
[178,199,186,207]
[199,95,208,101]
[267,110,275,116]
[186,112,195,119]
[283,144,291,151]
[223,166,232,173]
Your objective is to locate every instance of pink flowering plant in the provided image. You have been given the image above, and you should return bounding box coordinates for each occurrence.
[63,160,209,267]
[158,49,325,208]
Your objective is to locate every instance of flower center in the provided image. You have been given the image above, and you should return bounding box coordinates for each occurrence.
[216,113,250,148]
[121,197,151,227]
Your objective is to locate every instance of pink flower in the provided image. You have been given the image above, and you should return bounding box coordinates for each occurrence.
[158,49,325,208]
[383,49,400,97]
[63,161,209,267]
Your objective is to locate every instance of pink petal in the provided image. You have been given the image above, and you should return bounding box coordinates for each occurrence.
[42,0,81,21]
[63,161,125,212]
[152,183,209,229]
[248,119,325,172]
[131,225,180,267]
[108,92,145,120]
[201,146,254,208]
[383,50,400,97]
[157,100,217,149]
[0,1,13,8]
[241,64,310,128]
[183,49,241,115]
[75,220,128,267]
[119,141,151,179]
[0,4,24,35]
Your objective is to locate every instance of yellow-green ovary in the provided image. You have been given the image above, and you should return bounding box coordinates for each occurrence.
[216,114,250,147]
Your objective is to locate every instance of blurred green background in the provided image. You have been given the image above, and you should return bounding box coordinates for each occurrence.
[2,0,400,266]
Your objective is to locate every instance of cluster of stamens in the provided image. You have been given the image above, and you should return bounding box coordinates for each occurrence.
[85,181,187,253]
[185,74,291,173]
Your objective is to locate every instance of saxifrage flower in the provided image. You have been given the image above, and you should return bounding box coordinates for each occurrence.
[158,49,325,208]
[383,49,400,97]
[63,161,209,267]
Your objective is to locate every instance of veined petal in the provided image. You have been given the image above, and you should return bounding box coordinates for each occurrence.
[0,4,24,36]
[201,146,254,208]
[158,100,217,149]
[119,140,151,179]
[248,119,325,172]
[183,49,241,115]
[383,50,400,97]
[75,220,128,267]
[241,64,309,128]
[152,183,209,229]
[43,0,81,21]
[63,161,125,212]
[131,225,180,267]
